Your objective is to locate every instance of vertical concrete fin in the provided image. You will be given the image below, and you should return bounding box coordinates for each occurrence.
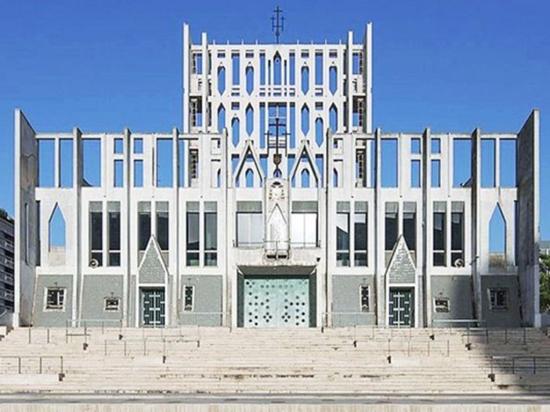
[471,127,483,322]
[517,109,540,326]
[421,127,430,327]
[14,109,38,327]
[364,23,373,134]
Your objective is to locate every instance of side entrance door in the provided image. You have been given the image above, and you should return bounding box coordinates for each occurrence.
[141,288,166,327]
[388,288,414,327]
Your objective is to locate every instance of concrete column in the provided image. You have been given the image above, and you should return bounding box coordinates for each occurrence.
[73,127,82,326]
[421,128,431,327]
[123,128,131,326]
[364,23,373,134]
[182,23,190,133]
[471,128,483,323]
[374,128,383,325]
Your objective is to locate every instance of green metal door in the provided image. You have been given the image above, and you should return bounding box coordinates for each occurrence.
[244,276,310,327]
[388,288,414,327]
[141,288,166,327]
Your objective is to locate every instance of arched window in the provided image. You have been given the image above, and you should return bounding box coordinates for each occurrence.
[216,169,221,188]
[301,66,309,94]
[273,52,282,85]
[245,169,254,188]
[301,105,310,136]
[217,105,226,132]
[217,66,226,95]
[329,66,337,95]
[329,104,338,133]
[315,118,324,146]
[301,169,310,188]
[246,66,254,95]
[231,117,240,147]
[333,169,339,187]
[246,105,254,136]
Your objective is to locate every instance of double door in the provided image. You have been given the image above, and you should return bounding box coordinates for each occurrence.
[388,288,414,327]
[141,288,166,326]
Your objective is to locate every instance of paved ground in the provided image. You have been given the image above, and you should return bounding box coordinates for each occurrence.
[1,393,550,404]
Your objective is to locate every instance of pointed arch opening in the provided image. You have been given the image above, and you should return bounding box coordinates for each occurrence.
[301,104,310,136]
[489,203,507,269]
[246,66,254,95]
[273,52,282,85]
[301,169,310,188]
[329,104,338,133]
[245,169,254,188]
[301,66,309,94]
[49,203,66,250]
[315,117,324,146]
[246,105,254,136]
[231,117,240,147]
[329,66,337,95]
[217,104,226,132]
[217,66,226,95]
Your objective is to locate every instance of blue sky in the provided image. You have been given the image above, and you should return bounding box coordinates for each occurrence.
[0,0,548,237]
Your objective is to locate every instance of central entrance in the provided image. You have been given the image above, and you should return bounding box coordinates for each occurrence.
[141,288,166,327]
[388,288,414,327]
[242,275,313,327]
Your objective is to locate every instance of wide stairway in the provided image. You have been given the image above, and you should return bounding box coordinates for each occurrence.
[0,326,549,394]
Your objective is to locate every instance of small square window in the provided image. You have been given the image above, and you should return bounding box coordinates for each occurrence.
[434,298,450,313]
[411,138,421,154]
[360,285,369,313]
[431,138,441,154]
[45,288,65,311]
[133,138,143,154]
[104,297,120,312]
[114,138,124,154]
[489,288,508,311]
[184,286,194,312]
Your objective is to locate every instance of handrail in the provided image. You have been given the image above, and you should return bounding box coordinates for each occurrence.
[0,355,64,380]
[432,319,486,328]
[104,336,200,357]
[489,355,550,380]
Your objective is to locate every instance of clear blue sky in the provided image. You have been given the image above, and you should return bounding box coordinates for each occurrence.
[0,0,548,237]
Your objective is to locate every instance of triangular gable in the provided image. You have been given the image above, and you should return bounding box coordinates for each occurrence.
[385,235,416,285]
[138,236,168,285]
[290,140,321,186]
[234,139,264,185]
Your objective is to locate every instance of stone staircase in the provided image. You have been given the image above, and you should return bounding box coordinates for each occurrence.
[0,326,549,394]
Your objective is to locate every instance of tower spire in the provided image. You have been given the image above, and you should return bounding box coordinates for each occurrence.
[271,6,284,44]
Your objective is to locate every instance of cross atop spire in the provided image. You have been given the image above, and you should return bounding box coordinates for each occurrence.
[271,6,284,44]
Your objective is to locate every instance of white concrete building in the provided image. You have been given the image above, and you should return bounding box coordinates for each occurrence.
[0,210,15,324]
[14,23,541,328]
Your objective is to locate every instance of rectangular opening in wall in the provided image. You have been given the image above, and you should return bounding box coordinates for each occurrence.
[133,138,143,154]
[354,202,367,266]
[315,52,323,85]
[138,202,151,252]
[134,160,143,187]
[114,138,123,154]
[59,139,73,188]
[114,159,123,188]
[36,201,41,266]
[433,202,446,267]
[186,202,200,266]
[411,160,421,188]
[453,139,471,187]
[431,138,441,154]
[108,202,121,267]
[204,202,217,266]
[236,202,263,247]
[289,52,295,85]
[192,52,203,74]
[385,202,398,252]
[434,298,450,313]
[336,202,350,267]
[38,139,55,187]
[381,139,398,188]
[156,139,173,187]
[104,297,120,312]
[431,159,441,188]
[411,138,421,154]
[291,202,318,248]
[178,139,185,187]
[403,202,416,255]
[451,202,464,267]
[188,148,199,185]
[481,139,496,188]
[89,201,103,267]
[82,139,101,187]
[500,139,517,188]
[488,288,508,311]
[232,53,240,85]
[352,52,362,75]
[156,202,169,251]
[45,287,65,311]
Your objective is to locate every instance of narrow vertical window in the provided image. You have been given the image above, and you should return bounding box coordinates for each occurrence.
[403,203,417,260]
[156,202,169,251]
[360,286,369,312]
[453,138,471,187]
[217,66,226,94]
[381,139,398,188]
[411,160,421,188]
[204,202,218,266]
[232,117,240,147]
[315,52,323,85]
[38,139,55,187]
[329,104,337,133]
[273,52,282,85]
[108,202,121,266]
[189,149,199,184]
[133,138,143,154]
[385,203,398,252]
[134,160,143,187]
[329,66,337,94]
[36,201,41,266]
[336,203,350,267]
[301,104,310,136]
[260,53,266,85]
[114,159,124,188]
[431,138,441,154]
[245,66,254,95]
[138,202,151,252]
[178,139,185,187]
[184,285,194,311]
[232,53,240,85]
[315,118,324,146]
[500,139,517,187]
[431,159,441,188]
[451,202,464,267]
[411,138,421,154]
[114,138,123,154]
[356,149,367,187]
[289,52,295,85]
[186,203,200,266]
[301,66,309,94]
[481,139,496,188]
[354,203,367,266]
[89,202,103,266]
[433,203,446,266]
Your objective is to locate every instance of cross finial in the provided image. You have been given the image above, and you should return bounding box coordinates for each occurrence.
[271,6,284,44]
